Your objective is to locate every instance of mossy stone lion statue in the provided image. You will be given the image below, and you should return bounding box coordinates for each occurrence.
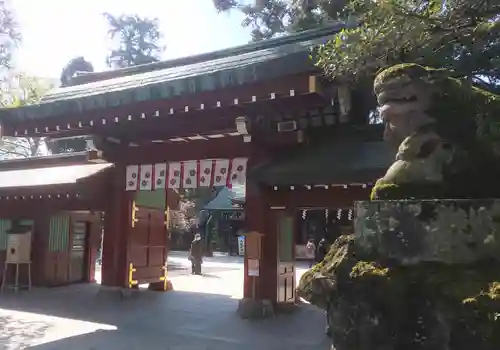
[297,64,500,350]
[371,63,500,200]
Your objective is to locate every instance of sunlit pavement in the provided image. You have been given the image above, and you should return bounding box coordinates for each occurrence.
[165,251,310,298]
[0,253,328,350]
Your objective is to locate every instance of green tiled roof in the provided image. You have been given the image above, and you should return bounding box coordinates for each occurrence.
[202,185,246,211]
[1,25,346,122]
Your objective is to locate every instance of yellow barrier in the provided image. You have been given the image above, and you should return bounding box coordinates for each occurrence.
[131,201,139,228]
[161,265,168,290]
[164,208,169,228]
[128,262,138,288]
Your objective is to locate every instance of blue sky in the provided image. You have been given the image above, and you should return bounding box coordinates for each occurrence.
[15,0,252,78]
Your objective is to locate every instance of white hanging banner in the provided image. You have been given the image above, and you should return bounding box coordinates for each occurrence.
[131,158,245,191]
[213,159,230,187]
[229,158,248,186]
[153,163,167,189]
[168,162,182,189]
[125,165,139,191]
[183,160,199,189]
[139,164,153,191]
[199,159,214,187]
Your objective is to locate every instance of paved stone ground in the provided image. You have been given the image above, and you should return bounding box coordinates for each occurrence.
[0,253,329,350]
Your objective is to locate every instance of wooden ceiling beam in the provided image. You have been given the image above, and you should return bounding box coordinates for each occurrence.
[109,136,253,164]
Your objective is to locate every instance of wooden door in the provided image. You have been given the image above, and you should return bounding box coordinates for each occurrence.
[69,221,88,283]
[276,211,296,304]
[129,207,167,285]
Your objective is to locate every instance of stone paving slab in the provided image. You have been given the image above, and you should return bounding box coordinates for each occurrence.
[0,260,328,350]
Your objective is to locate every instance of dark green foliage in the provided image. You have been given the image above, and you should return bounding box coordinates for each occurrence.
[314,0,500,89]
[212,0,347,41]
[103,13,164,68]
[59,57,94,87]
[214,1,500,93]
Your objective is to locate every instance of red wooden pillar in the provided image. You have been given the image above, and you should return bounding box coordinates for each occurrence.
[101,164,130,288]
[243,142,279,303]
[244,183,278,302]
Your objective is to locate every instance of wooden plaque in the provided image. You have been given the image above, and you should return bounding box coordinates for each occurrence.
[243,231,263,259]
[6,231,32,263]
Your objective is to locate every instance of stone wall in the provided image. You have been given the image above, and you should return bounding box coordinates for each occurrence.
[354,199,500,264]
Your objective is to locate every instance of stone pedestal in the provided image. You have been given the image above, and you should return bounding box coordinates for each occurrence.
[237,298,274,319]
[148,280,174,292]
[354,199,500,264]
[297,199,500,350]
[97,285,141,299]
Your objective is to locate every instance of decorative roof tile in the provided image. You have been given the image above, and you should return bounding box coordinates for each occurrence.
[0,25,346,122]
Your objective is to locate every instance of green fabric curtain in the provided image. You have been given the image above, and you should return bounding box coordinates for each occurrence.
[0,220,12,250]
[48,215,70,252]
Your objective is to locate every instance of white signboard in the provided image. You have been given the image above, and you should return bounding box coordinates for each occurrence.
[238,236,245,256]
[248,258,259,277]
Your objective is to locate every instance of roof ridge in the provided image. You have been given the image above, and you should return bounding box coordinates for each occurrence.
[71,23,346,86]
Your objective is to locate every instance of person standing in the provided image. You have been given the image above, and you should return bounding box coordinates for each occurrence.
[305,239,316,268]
[189,233,203,275]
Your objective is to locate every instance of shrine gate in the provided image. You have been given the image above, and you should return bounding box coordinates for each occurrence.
[0,25,392,305]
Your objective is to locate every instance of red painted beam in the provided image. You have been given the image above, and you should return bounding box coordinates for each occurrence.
[4,74,326,138]
[98,93,327,143]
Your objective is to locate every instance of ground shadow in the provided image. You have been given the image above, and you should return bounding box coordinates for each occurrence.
[0,286,330,350]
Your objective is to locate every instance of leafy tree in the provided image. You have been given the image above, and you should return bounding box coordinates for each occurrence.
[213,0,347,40]
[314,0,500,90]
[59,56,94,87]
[44,57,96,154]
[169,200,197,232]
[103,13,164,68]
[0,73,52,158]
[0,0,21,71]
[170,188,220,231]
[216,1,500,93]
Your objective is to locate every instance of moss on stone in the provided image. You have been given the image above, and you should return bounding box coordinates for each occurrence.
[300,63,500,350]
[372,64,500,201]
[375,63,500,149]
[374,63,444,88]
[344,259,500,348]
[297,235,357,303]
[299,240,500,348]
[350,261,389,278]
[370,181,448,200]
[369,179,500,200]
